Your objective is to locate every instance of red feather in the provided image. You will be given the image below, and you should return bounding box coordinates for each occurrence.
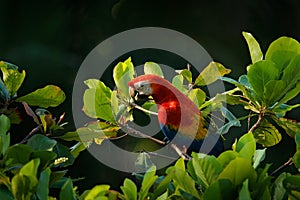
[128,74,207,140]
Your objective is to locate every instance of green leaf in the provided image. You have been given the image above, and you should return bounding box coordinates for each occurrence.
[172,74,188,94]
[20,158,40,177]
[187,154,223,190]
[0,61,26,97]
[139,165,158,200]
[166,166,200,199]
[265,36,300,71]
[239,179,252,200]
[36,168,51,200]
[273,172,289,200]
[281,54,300,91]
[273,117,300,138]
[85,185,110,199]
[253,119,282,147]
[247,60,280,104]
[113,57,135,99]
[293,133,300,168]
[218,157,256,187]
[242,31,263,63]
[264,80,286,107]
[188,88,206,108]
[59,121,119,145]
[121,178,137,200]
[11,174,38,200]
[83,88,115,122]
[0,185,14,200]
[53,143,74,167]
[27,134,57,151]
[218,76,258,107]
[253,148,266,169]
[144,62,164,77]
[236,132,256,160]
[49,170,68,186]
[217,150,238,167]
[273,104,300,118]
[195,62,231,86]
[70,142,86,158]
[4,144,33,166]
[218,107,241,134]
[179,69,193,83]
[203,179,234,200]
[0,114,10,155]
[16,85,66,108]
[283,175,300,198]
[135,152,155,173]
[277,81,300,106]
[30,151,57,170]
[59,178,76,200]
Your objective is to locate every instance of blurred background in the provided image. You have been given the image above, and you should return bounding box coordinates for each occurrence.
[1,0,299,191]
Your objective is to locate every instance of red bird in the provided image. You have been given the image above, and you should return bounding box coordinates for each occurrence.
[128,74,223,156]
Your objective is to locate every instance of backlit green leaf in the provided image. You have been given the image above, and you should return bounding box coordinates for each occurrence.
[0,61,26,98]
[253,119,282,147]
[85,185,110,199]
[277,81,300,106]
[16,85,65,108]
[113,57,134,99]
[139,165,158,200]
[242,31,263,63]
[20,158,40,177]
[187,154,223,190]
[121,178,137,200]
[179,69,192,83]
[11,174,38,200]
[172,74,188,94]
[195,62,231,86]
[218,157,256,187]
[236,132,256,160]
[83,87,115,122]
[144,62,164,77]
[265,36,300,71]
[188,88,206,108]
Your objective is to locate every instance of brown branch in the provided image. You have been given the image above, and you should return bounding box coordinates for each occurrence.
[120,124,165,145]
[270,157,294,176]
[18,124,42,144]
[249,111,263,133]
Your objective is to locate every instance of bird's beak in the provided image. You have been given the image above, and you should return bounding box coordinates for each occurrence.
[129,86,137,99]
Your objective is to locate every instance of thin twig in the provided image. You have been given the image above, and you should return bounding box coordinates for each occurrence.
[19,124,42,144]
[171,143,191,161]
[121,124,165,145]
[270,157,294,176]
[130,102,158,116]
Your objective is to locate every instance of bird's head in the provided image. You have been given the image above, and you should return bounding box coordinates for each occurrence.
[128,74,182,104]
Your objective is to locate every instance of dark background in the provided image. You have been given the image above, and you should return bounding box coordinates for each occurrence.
[1,0,299,191]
